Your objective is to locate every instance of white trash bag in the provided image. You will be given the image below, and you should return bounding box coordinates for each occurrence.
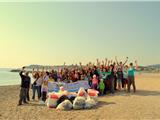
[73,96,86,110]
[56,100,73,110]
[46,92,60,108]
[77,87,87,98]
[85,96,97,109]
[87,89,99,104]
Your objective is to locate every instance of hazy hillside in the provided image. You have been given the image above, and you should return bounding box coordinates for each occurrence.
[10,64,160,73]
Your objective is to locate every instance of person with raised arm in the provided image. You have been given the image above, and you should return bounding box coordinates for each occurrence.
[115,56,129,67]
[105,58,108,66]
[108,65,115,94]
[108,60,111,66]
[96,58,100,67]
[127,60,138,93]
[115,56,129,90]
[79,62,83,70]
[18,67,30,106]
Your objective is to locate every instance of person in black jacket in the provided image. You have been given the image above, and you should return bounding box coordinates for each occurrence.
[18,67,30,106]
[25,71,31,101]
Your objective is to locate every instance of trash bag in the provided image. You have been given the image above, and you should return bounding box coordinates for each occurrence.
[58,86,68,96]
[46,92,60,108]
[77,87,87,98]
[67,92,77,103]
[73,96,86,110]
[56,100,73,110]
[68,96,76,104]
[57,95,69,106]
[84,96,97,109]
[87,89,99,103]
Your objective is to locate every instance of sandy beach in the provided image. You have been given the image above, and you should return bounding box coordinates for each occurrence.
[0,73,160,120]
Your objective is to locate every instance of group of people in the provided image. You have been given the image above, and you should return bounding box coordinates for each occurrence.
[18,57,138,106]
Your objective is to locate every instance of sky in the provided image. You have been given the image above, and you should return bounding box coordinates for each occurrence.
[0,1,160,68]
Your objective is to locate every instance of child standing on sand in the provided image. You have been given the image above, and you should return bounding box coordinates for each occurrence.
[98,79,105,95]
[92,75,98,90]
[41,72,49,102]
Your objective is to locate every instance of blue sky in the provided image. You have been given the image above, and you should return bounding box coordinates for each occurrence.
[0,1,160,67]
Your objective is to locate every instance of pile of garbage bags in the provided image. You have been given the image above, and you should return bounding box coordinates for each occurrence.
[45,87,99,110]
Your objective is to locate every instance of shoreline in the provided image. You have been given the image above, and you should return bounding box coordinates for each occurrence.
[0,72,160,87]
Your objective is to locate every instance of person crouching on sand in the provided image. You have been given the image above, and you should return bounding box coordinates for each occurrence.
[127,60,138,93]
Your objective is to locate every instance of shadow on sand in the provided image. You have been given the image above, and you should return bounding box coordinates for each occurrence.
[133,90,160,96]
[97,101,116,107]
[114,89,160,97]
[22,102,45,107]
[20,90,160,108]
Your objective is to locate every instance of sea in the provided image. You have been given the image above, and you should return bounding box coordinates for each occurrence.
[0,68,32,86]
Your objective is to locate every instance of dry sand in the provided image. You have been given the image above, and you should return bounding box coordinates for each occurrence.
[0,73,160,120]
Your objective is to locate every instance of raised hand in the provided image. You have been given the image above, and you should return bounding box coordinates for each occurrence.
[108,60,110,64]
[135,60,137,64]
[105,58,108,61]
[22,66,25,70]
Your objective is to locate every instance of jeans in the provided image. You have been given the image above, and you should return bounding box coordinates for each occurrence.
[32,85,41,100]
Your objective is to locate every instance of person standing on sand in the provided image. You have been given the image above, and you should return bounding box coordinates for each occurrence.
[25,71,31,101]
[108,65,115,94]
[92,75,98,90]
[127,60,138,93]
[32,72,41,101]
[18,67,29,106]
[123,65,129,91]
[115,56,128,90]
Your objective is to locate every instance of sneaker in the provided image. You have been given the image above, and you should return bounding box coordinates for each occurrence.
[24,101,29,104]
[39,100,45,105]
[17,103,22,106]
